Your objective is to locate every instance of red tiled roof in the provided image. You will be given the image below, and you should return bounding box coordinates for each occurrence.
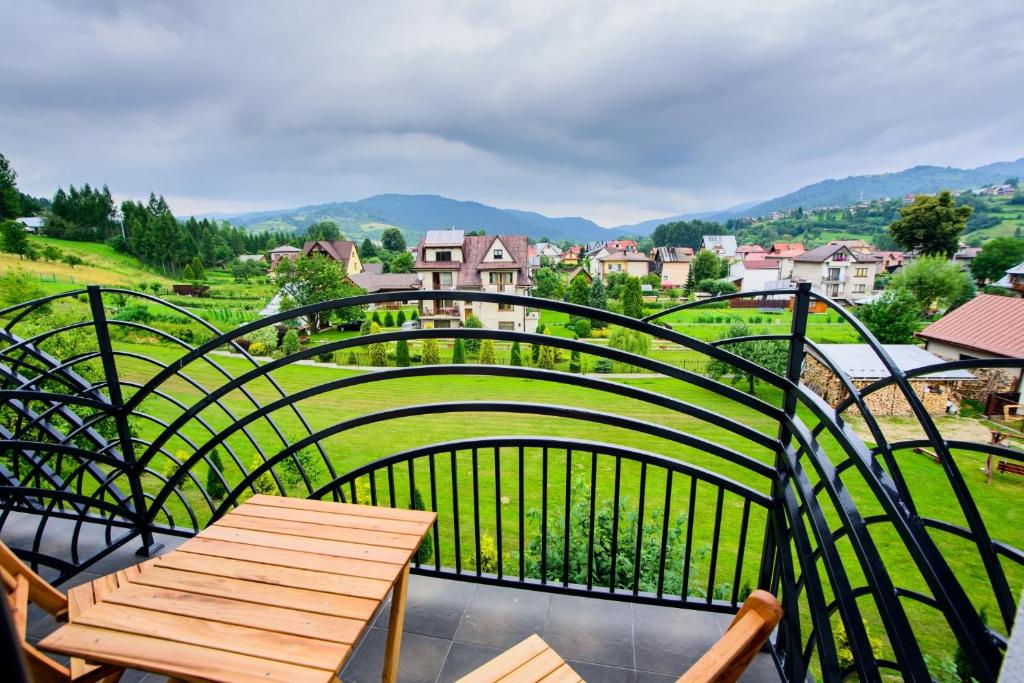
[917,294,1024,358]
[771,242,804,254]
[743,255,780,270]
[736,244,766,254]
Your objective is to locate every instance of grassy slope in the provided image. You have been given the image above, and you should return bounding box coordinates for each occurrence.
[104,339,1023,665]
[0,236,175,291]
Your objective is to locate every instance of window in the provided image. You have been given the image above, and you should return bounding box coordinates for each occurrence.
[498,302,514,311]
[433,272,453,287]
[433,320,451,329]
[853,284,866,293]
[489,272,513,285]
[493,249,504,259]
[499,321,515,330]
[435,250,452,261]
[833,252,847,262]
[854,267,868,277]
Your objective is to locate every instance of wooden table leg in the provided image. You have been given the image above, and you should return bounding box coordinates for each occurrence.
[382,563,410,683]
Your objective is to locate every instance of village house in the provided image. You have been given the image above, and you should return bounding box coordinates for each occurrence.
[827,239,873,255]
[559,245,582,267]
[993,260,1024,296]
[268,244,302,269]
[801,344,977,416]
[596,249,651,280]
[728,254,781,293]
[699,235,738,260]
[791,243,880,301]
[567,266,593,287]
[872,250,904,273]
[605,239,638,252]
[348,271,421,310]
[302,239,363,275]
[916,294,1024,407]
[736,244,766,259]
[236,254,266,264]
[15,216,43,233]
[764,242,805,279]
[651,247,693,288]
[413,229,538,332]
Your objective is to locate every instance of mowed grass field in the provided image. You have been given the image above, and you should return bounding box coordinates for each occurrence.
[99,339,1024,666]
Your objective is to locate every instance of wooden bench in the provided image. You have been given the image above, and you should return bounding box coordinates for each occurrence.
[457,634,583,682]
[997,460,1024,476]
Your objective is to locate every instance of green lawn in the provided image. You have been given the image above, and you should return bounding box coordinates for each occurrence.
[84,338,1024,671]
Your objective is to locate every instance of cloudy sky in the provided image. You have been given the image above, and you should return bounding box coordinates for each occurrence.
[2,1,1022,226]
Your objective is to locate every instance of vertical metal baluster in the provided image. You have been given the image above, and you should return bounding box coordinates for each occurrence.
[633,461,647,594]
[562,449,572,587]
[369,471,378,506]
[349,479,358,504]
[429,452,440,572]
[587,450,597,590]
[450,450,461,574]
[472,448,481,576]
[387,464,396,508]
[681,478,697,600]
[609,457,621,593]
[407,459,419,568]
[706,487,725,604]
[518,446,525,580]
[541,447,548,583]
[732,498,752,607]
[494,446,503,579]
[657,470,673,598]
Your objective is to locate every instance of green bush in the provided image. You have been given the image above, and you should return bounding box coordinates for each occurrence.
[593,359,614,373]
[206,448,227,501]
[464,315,483,354]
[315,350,334,363]
[396,310,406,325]
[282,329,301,355]
[479,339,496,364]
[383,311,395,327]
[422,338,440,364]
[452,338,466,364]
[246,325,278,350]
[395,339,411,366]
[510,341,523,366]
[412,488,434,564]
[247,341,267,356]
[249,455,280,495]
[573,319,592,338]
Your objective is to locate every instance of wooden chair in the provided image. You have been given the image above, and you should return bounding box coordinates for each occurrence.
[457,590,782,683]
[1,540,137,683]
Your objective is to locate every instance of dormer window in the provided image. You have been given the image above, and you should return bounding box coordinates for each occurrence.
[834,252,847,262]
[436,250,452,261]
[493,249,503,259]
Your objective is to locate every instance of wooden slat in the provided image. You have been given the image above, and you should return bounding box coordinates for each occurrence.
[198,525,412,565]
[73,602,348,671]
[155,551,393,601]
[103,583,366,644]
[537,663,584,682]
[246,495,436,524]
[497,648,565,683]
[218,511,423,550]
[178,536,399,581]
[66,582,96,622]
[129,565,380,621]
[91,572,119,603]
[40,623,333,683]
[457,635,551,682]
[230,501,434,535]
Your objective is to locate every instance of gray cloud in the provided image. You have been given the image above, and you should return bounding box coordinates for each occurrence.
[1,0,1022,225]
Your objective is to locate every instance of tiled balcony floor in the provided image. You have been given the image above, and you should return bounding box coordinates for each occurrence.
[3,514,779,682]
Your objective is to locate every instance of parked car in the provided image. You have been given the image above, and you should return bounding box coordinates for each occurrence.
[400,320,421,330]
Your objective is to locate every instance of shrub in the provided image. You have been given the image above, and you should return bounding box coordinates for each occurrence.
[277,443,327,494]
[372,311,381,324]
[315,350,333,363]
[569,349,581,373]
[607,325,651,357]
[411,309,419,321]
[463,315,483,354]
[271,348,286,360]
[346,350,358,365]
[573,319,592,338]
[383,311,395,327]
[479,339,496,364]
[422,338,440,364]
[475,533,499,574]
[396,310,407,325]
[282,329,301,355]
[412,488,434,564]
[247,341,267,356]
[368,322,388,366]
[246,325,278,350]
[510,341,523,366]
[206,448,227,501]
[116,302,153,324]
[452,338,466,364]
[249,455,280,495]
[395,339,411,366]
[538,345,556,370]
[593,359,614,373]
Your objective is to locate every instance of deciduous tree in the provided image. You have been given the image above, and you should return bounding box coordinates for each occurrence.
[888,191,971,257]
[0,220,30,259]
[707,323,787,395]
[690,250,721,284]
[0,153,21,220]
[381,227,406,253]
[889,256,972,314]
[970,237,1024,284]
[855,289,920,344]
[275,255,366,329]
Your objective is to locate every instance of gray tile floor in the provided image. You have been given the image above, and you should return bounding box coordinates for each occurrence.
[4,515,779,682]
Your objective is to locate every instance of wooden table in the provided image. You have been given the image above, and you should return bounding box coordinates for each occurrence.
[39,494,436,683]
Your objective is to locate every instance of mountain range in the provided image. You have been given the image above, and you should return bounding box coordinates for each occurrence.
[202,157,1024,242]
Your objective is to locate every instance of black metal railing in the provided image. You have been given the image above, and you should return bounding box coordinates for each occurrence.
[1,285,1022,682]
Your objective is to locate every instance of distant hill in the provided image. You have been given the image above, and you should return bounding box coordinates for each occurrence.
[208,194,615,242]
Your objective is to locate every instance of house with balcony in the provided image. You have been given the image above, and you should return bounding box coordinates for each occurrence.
[302,239,363,275]
[764,243,805,279]
[595,249,651,280]
[413,229,538,332]
[791,243,880,301]
[268,244,302,269]
[652,246,693,287]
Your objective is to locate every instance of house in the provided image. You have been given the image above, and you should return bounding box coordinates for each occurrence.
[916,294,1024,404]
[605,239,638,252]
[827,239,873,255]
[728,255,781,293]
[269,244,302,269]
[736,244,767,260]
[764,243,805,279]
[567,266,593,286]
[652,247,693,288]
[303,240,363,275]
[413,229,538,332]
[348,271,421,309]
[992,261,1024,296]
[699,235,738,259]
[535,242,562,259]
[801,344,977,416]
[953,246,981,268]
[560,245,582,267]
[872,250,904,273]
[791,243,880,301]
[237,254,266,264]
[362,262,385,274]
[15,217,43,233]
[596,249,651,280]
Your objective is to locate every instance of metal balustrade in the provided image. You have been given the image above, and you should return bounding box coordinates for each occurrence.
[0,285,1021,682]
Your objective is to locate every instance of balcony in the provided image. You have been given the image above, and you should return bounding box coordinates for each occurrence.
[1,285,1021,682]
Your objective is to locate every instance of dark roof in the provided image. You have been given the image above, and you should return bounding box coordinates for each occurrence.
[917,294,1024,358]
[303,240,357,265]
[654,247,693,263]
[414,234,533,287]
[567,267,593,282]
[362,262,385,274]
[348,272,421,293]
[793,244,881,263]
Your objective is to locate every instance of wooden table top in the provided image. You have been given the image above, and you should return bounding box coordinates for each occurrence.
[39,495,437,683]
